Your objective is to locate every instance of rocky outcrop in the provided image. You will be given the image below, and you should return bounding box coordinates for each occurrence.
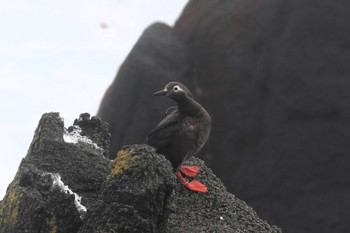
[0,113,112,233]
[97,1,350,232]
[0,113,281,233]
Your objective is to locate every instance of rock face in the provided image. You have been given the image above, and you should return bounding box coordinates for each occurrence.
[173,1,350,233]
[0,113,281,233]
[0,113,112,233]
[97,1,350,233]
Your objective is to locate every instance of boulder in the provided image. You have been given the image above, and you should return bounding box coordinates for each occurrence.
[0,113,281,233]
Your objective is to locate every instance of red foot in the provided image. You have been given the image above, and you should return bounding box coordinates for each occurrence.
[186,180,208,193]
[176,171,208,193]
[179,166,200,177]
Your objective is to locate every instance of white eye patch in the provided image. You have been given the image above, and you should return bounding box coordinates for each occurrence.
[173,85,184,92]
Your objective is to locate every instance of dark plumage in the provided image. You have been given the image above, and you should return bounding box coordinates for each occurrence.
[146,82,211,170]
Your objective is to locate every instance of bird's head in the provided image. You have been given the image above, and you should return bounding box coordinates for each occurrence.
[152,82,194,101]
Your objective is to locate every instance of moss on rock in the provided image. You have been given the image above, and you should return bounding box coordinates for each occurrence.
[108,149,139,178]
[0,178,23,226]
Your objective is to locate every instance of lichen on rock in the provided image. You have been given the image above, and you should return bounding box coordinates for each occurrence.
[108,149,139,178]
[0,180,23,225]
[46,215,58,233]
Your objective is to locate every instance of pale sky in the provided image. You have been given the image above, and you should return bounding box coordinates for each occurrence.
[0,0,188,199]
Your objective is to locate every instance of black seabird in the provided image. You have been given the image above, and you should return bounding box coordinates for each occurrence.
[146,82,211,192]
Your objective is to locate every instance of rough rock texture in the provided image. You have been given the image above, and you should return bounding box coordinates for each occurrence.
[71,113,111,157]
[0,113,281,233]
[78,144,176,233]
[0,112,112,233]
[173,1,350,233]
[97,1,350,233]
[97,22,193,158]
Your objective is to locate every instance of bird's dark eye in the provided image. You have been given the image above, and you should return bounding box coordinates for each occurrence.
[173,86,179,91]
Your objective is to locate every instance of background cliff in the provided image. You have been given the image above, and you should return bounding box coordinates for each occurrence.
[0,113,281,233]
[97,0,350,233]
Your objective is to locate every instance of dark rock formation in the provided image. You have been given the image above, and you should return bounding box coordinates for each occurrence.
[0,113,281,233]
[0,112,112,233]
[97,1,350,233]
[173,1,350,233]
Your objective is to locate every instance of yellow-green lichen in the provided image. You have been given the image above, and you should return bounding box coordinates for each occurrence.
[46,215,58,233]
[0,179,23,225]
[108,150,138,179]
[10,195,22,224]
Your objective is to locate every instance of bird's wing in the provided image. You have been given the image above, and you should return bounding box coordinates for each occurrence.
[147,111,183,150]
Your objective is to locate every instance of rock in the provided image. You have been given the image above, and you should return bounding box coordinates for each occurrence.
[70,113,111,157]
[96,1,350,232]
[0,163,83,233]
[0,113,113,232]
[78,144,176,233]
[174,1,350,233]
[0,113,281,233]
[165,157,281,233]
[97,22,193,159]
[79,144,281,233]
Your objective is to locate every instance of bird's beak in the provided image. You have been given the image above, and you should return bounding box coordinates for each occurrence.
[152,89,167,96]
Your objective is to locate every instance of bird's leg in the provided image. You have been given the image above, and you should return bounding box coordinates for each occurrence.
[179,166,200,177]
[176,171,188,185]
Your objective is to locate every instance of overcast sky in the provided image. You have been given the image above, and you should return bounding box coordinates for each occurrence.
[0,0,187,199]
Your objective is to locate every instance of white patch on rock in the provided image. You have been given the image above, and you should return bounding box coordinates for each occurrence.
[63,125,101,150]
[220,216,224,220]
[46,172,87,219]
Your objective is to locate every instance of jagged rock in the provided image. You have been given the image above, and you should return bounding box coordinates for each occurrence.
[0,113,281,233]
[97,1,350,232]
[79,145,281,233]
[70,113,111,157]
[0,113,112,232]
[78,145,176,233]
[97,22,193,159]
[0,163,83,233]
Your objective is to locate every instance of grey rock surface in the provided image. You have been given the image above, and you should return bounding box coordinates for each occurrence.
[174,1,350,233]
[0,112,112,232]
[0,113,281,233]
